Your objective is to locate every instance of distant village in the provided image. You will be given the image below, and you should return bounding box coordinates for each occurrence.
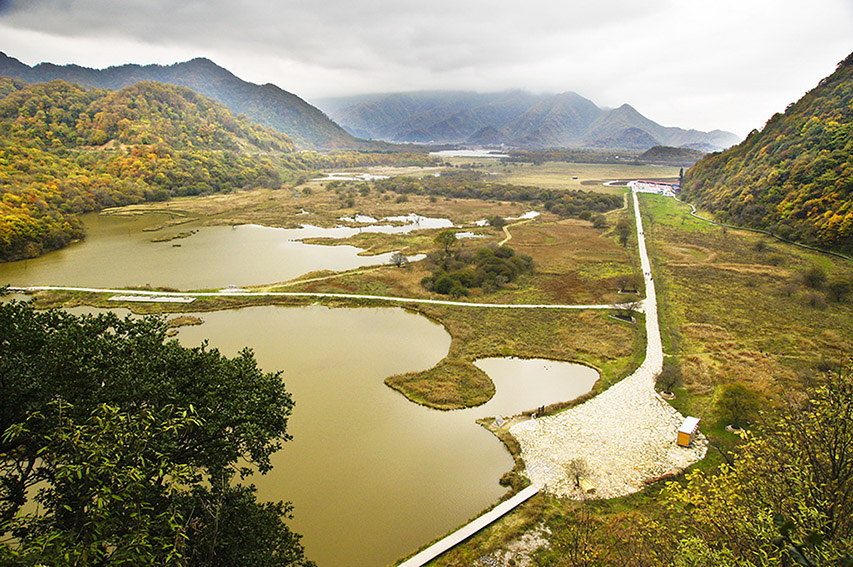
[628,180,678,196]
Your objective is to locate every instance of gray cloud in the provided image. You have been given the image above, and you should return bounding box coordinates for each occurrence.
[1,0,851,136]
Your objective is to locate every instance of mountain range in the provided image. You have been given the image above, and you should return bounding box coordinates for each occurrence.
[1,52,738,153]
[0,52,359,150]
[318,90,741,151]
[682,52,853,253]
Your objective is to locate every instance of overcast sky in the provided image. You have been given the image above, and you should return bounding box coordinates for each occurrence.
[1,0,851,138]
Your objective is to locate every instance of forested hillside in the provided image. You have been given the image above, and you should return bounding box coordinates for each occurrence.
[681,52,853,252]
[0,52,363,150]
[637,145,706,166]
[0,78,295,261]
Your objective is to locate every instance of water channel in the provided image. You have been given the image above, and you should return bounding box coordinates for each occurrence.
[3,213,600,567]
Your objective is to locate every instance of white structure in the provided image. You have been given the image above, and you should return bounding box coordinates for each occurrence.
[628,180,677,197]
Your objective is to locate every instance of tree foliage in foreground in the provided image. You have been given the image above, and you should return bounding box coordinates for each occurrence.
[0,300,312,566]
[665,371,853,566]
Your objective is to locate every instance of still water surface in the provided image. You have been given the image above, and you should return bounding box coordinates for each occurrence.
[58,304,598,567]
[178,310,600,567]
[6,213,601,567]
[0,213,444,289]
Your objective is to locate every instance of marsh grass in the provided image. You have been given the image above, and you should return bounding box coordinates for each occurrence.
[414,192,853,565]
[643,191,853,443]
[392,306,643,410]
[495,162,681,193]
[385,360,495,409]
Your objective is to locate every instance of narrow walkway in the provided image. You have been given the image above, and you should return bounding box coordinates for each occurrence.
[13,286,633,311]
[498,218,533,246]
[396,485,540,567]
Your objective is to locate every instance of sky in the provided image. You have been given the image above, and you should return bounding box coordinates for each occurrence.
[0,0,851,138]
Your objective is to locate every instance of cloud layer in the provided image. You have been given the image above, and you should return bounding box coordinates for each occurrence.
[1,0,851,136]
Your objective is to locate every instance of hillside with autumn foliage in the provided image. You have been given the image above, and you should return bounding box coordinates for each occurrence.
[0,78,303,261]
[681,52,853,253]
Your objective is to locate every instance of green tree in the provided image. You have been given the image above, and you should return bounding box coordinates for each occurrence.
[1,403,200,566]
[715,382,762,429]
[667,371,853,565]
[487,215,507,229]
[656,361,683,395]
[434,230,458,269]
[0,301,312,566]
[434,229,458,256]
[616,217,632,247]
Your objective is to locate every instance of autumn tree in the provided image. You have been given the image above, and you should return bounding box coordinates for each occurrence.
[666,370,853,566]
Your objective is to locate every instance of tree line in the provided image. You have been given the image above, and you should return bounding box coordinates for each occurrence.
[372,170,622,221]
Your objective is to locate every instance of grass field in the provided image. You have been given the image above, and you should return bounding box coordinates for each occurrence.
[407,189,853,567]
[495,162,680,193]
[641,192,853,419]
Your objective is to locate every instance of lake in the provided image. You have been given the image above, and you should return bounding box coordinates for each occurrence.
[0,213,447,290]
[4,212,600,566]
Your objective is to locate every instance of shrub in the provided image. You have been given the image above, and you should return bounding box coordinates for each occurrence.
[802,266,827,289]
[656,362,683,394]
[715,383,762,429]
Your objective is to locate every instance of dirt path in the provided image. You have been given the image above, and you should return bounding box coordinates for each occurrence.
[499,218,534,246]
[509,188,707,498]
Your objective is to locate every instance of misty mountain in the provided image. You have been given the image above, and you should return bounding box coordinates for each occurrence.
[0,52,359,150]
[319,91,740,151]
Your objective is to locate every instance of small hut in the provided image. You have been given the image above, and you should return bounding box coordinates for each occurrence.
[677,416,701,447]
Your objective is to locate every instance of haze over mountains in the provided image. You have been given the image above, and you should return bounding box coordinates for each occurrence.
[0,52,738,153]
[319,91,741,151]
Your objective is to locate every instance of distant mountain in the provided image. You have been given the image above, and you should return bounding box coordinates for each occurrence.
[0,52,360,150]
[318,91,740,151]
[682,52,853,253]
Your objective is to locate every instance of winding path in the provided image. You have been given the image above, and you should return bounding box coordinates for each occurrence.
[509,188,707,498]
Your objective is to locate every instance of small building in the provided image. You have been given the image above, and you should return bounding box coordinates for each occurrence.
[677,416,701,447]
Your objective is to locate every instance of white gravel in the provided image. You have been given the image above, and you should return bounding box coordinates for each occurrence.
[509,189,707,499]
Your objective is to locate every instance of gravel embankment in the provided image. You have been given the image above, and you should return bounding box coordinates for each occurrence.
[510,187,707,498]
[510,362,707,498]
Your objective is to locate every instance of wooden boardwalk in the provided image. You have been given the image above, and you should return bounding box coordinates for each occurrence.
[396,485,540,567]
